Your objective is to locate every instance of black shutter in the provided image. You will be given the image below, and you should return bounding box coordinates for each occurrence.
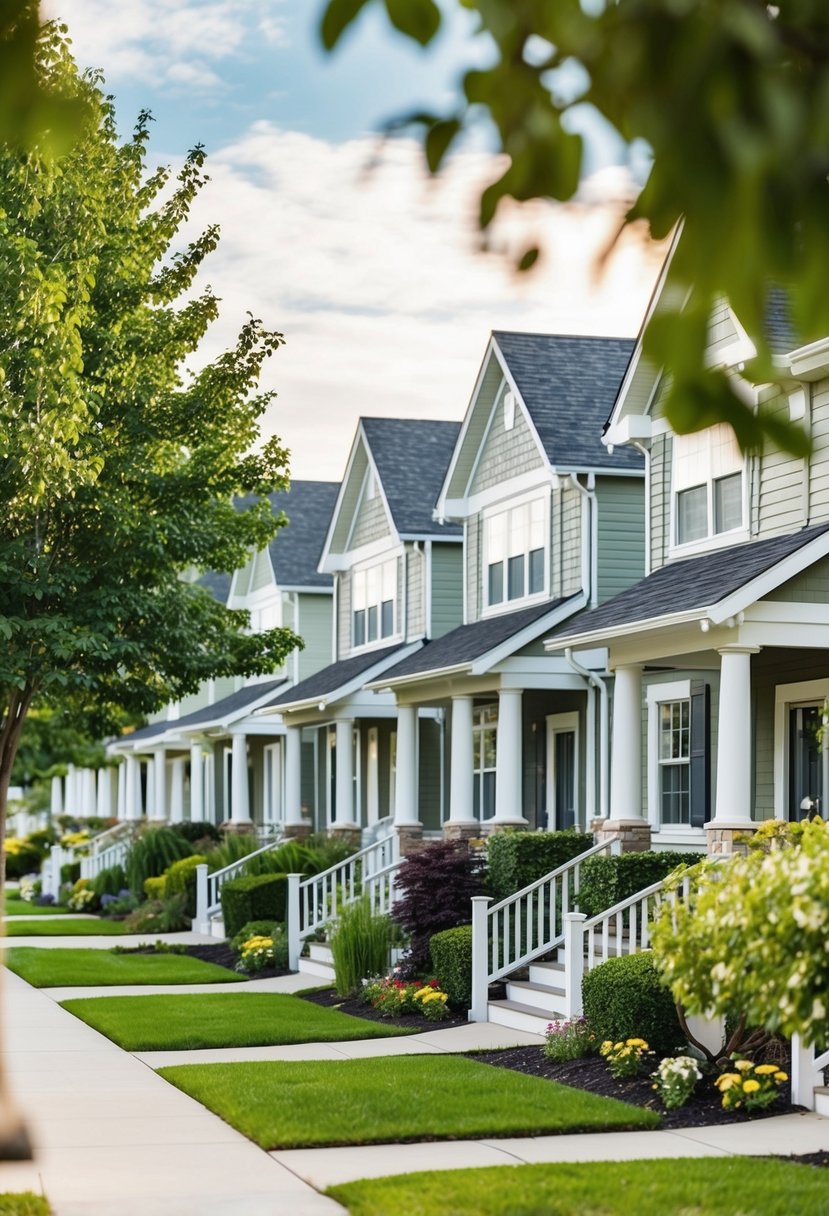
[689,681,710,828]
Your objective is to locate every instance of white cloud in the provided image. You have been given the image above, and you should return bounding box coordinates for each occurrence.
[175,125,666,479]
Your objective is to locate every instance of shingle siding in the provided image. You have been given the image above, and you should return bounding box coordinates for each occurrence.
[596,476,646,604]
[470,395,544,494]
[765,554,829,602]
[406,545,425,641]
[350,492,391,549]
[561,482,582,597]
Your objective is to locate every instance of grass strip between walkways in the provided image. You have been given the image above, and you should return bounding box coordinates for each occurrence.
[3,899,74,917]
[327,1158,829,1216]
[60,992,415,1050]
[5,918,129,936]
[5,947,245,987]
[157,1055,658,1149]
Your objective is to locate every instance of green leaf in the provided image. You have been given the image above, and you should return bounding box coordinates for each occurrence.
[424,118,460,173]
[517,246,539,272]
[320,0,372,50]
[385,0,441,46]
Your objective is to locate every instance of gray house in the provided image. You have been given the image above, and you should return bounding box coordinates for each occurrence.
[371,331,646,837]
[260,418,464,841]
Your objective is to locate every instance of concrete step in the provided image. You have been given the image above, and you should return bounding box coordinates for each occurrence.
[297,956,336,981]
[528,959,565,986]
[308,942,334,964]
[505,979,566,1016]
[486,999,553,1036]
[208,917,225,940]
[814,1087,829,1117]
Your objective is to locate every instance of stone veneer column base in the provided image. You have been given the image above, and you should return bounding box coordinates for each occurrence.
[705,821,759,856]
[395,824,424,856]
[480,819,528,837]
[330,825,362,850]
[443,821,483,842]
[282,822,312,841]
[591,818,652,853]
[220,820,256,837]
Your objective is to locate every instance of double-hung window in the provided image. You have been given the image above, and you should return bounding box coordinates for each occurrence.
[472,704,497,820]
[648,680,710,830]
[353,558,397,647]
[485,497,546,608]
[673,424,744,547]
[659,700,690,824]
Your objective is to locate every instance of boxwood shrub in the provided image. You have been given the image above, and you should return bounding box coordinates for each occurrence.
[487,829,592,900]
[581,952,683,1056]
[429,924,472,1010]
[577,851,705,920]
[221,872,287,939]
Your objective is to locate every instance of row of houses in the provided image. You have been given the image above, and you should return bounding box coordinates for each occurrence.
[59,258,829,857]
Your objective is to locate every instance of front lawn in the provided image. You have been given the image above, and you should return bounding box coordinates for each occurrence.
[328,1158,829,1216]
[3,899,73,917]
[5,948,245,987]
[157,1056,658,1149]
[60,992,416,1050]
[5,918,130,936]
[0,1194,52,1216]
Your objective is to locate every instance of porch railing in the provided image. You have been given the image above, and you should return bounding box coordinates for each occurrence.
[79,825,137,881]
[791,1037,829,1110]
[287,831,401,970]
[469,838,618,1022]
[192,838,290,934]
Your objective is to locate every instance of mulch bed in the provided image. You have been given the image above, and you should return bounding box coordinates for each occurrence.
[775,1152,829,1169]
[120,942,291,979]
[300,986,469,1030]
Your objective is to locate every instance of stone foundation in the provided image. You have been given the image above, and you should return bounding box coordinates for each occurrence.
[442,820,483,842]
[705,821,759,857]
[219,819,257,837]
[479,819,528,837]
[591,817,652,853]
[282,822,312,841]
[395,824,425,856]
[329,825,362,850]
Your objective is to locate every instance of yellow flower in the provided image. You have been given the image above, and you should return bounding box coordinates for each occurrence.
[734,1060,754,1073]
[600,1041,613,1054]
[754,1064,778,1076]
[626,1038,648,1049]
[774,1071,788,1082]
[742,1080,761,1094]
[715,1074,741,1090]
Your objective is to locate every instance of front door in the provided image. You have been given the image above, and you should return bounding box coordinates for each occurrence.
[546,712,578,831]
[788,704,828,820]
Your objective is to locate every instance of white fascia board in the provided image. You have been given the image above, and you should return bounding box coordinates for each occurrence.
[435,335,499,521]
[263,642,423,715]
[318,429,361,573]
[366,660,471,692]
[603,413,653,448]
[788,337,829,381]
[548,607,707,651]
[171,684,289,737]
[706,530,829,624]
[278,584,333,595]
[470,594,588,676]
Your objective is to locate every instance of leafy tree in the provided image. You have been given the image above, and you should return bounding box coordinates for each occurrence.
[321,0,828,455]
[1,2,89,152]
[0,26,301,880]
[650,819,829,1047]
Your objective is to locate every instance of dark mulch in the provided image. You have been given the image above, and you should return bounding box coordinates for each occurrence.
[775,1152,829,1169]
[300,986,469,1030]
[118,942,291,979]
[472,1047,802,1130]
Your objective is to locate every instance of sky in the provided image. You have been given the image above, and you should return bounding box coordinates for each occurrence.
[44,0,667,481]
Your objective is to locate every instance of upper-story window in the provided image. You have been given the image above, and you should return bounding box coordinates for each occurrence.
[353,557,397,647]
[673,424,744,547]
[484,496,547,608]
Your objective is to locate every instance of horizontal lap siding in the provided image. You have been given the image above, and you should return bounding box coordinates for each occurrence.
[650,432,671,571]
[337,570,352,659]
[431,544,463,637]
[756,396,805,537]
[809,379,829,522]
[406,546,424,641]
[466,514,480,623]
[296,594,333,681]
[596,477,645,603]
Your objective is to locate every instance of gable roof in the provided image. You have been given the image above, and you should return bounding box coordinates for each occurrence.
[361,418,462,537]
[491,332,640,472]
[268,480,339,589]
[264,642,417,712]
[551,522,829,646]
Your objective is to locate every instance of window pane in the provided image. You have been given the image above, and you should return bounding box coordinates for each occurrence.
[381,599,393,637]
[529,548,544,594]
[488,561,504,604]
[353,570,366,611]
[367,604,378,642]
[661,763,690,824]
[507,553,524,600]
[677,485,707,544]
[487,512,506,563]
[509,503,526,557]
[483,726,497,769]
[714,473,742,533]
[529,498,545,550]
[353,609,365,647]
[482,771,496,818]
[382,559,397,600]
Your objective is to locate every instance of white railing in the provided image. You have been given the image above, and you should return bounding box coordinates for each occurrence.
[791,1037,829,1110]
[193,837,289,932]
[469,838,618,1021]
[562,868,694,1017]
[79,836,132,880]
[287,832,401,970]
[41,845,75,901]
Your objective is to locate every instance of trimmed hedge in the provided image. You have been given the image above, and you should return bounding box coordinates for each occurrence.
[577,851,705,920]
[429,925,472,1010]
[487,830,592,900]
[582,952,683,1056]
[164,854,207,918]
[221,873,287,939]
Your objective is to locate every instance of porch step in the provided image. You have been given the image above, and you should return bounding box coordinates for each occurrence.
[528,959,565,986]
[208,917,225,941]
[297,940,336,982]
[485,999,554,1036]
[506,979,566,1016]
[814,1087,829,1117]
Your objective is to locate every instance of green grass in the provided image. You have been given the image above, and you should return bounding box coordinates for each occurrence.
[61,992,416,1050]
[0,1194,52,1216]
[328,1158,829,1216]
[5,918,130,936]
[157,1055,658,1149]
[3,899,72,916]
[5,947,245,987]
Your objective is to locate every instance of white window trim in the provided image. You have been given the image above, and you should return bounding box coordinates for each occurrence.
[481,485,551,618]
[773,679,829,819]
[263,742,282,824]
[668,429,749,559]
[647,679,692,832]
[350,551,402,653]
[546,711,579,831]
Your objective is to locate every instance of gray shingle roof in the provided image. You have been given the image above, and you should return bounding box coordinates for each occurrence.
[171,679,289,729]
[269,643,411,708]
[362,418,462,536]
[492,332,641,471]
[378,597,573,682]
[553,523,829,642]
[198,570,232,605]
[764,287,799,356]
[268,481,339,588]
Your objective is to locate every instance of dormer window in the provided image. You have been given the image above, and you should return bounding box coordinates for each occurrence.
[673,424,745,548]
[484,495,547,609]
[353,557,397,647]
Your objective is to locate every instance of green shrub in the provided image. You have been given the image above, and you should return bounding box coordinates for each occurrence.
[577,851,705,920]
[392,839,487,975]
[220,873,287,939]
[60,861,81,885]
[582,952,683,1056]
[26,828,56,858]
[123,893,190,933]
[429,925,472,1010]
[330,897,391,997]
[4,842,43,879]
[125,827,193,896]
[164,854,207,917]
[91,864,127,898]
[487,830,592,900]
[143,875,166,900]
[170,821,220,845]
[230,919,288,968]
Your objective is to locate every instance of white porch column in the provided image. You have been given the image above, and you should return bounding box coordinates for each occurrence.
[50,775,63,818]
[394,705,420,826]
[170,757,186,823]
[82,768,98,818]
[492,689,527,826]
[597,663,649,850]
[189,742,204,823]
[152,749,167,821]
[116,761,127,821]
[204,751,216,824]
[447,696,476,830]
[124,755,142,821]
[335,719,357,827]
[230,733,251,824]
[709,646,760,853]
[284,726,303,828]
[96,767,114,820]
[65,764,77,815]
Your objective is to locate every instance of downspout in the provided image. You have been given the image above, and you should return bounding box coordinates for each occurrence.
[630,441,651,577]
[564,648,610,823]
[291,593,300,685]
[425,540,433,638]
[569,473,597,608]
